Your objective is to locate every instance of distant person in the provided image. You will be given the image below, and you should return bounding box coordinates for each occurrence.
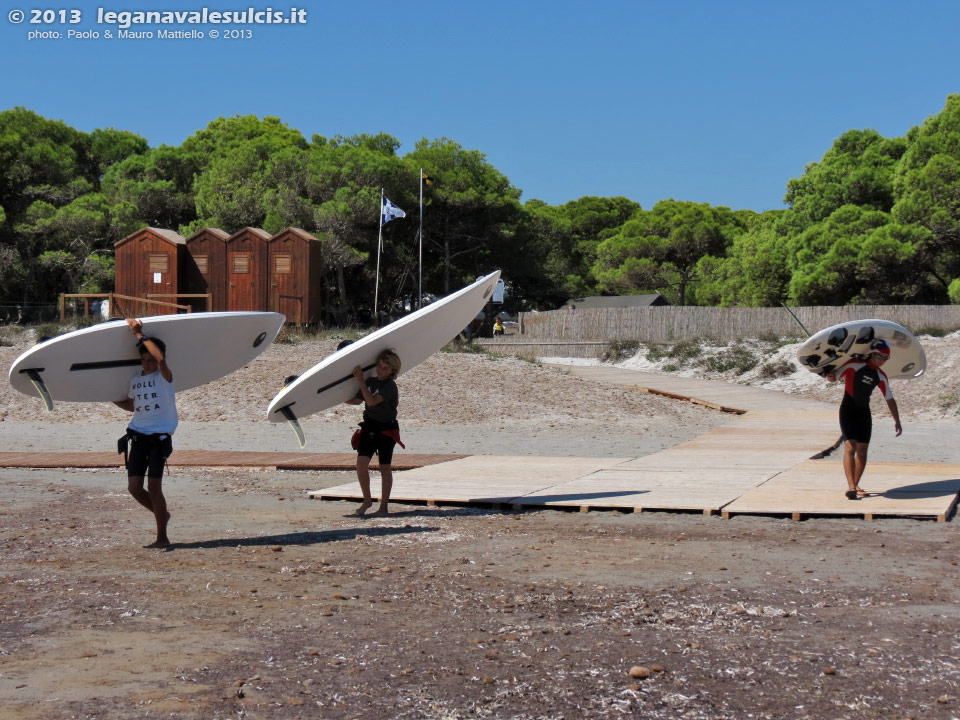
[345,349,404,517]
[824,339,902,500]
[493,317,504,336]
[112,318,177,547]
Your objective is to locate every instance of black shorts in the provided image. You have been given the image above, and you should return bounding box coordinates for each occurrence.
[839,399,872,444]
[126,432,173,478]
[356,424,398,465]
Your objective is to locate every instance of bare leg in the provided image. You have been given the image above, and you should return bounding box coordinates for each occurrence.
[842,440,858,493]
[355,456,373,516]
[146,476,170,547]
[128,476,153,511]
[853,443,869,494]
[371,465,393,516]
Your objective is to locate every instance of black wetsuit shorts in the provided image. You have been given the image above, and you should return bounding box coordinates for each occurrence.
[126,431,174,478]
[355,420,399,465]
[839,396,872,444]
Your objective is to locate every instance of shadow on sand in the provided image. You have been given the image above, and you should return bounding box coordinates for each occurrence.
[164,524,439,551]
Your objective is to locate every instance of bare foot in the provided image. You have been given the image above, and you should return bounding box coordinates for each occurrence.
[370,508,389,517]
[145,538,171,549]
[354,501,373,517]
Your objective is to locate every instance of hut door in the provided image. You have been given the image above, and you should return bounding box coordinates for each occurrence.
[229,252,255,311]
[146,251,175,315]
[271,252,301,323]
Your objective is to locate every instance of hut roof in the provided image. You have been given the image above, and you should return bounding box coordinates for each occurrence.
[269,227,321,243]
[115,226,186,247]
[562,293,669,309]
[185,228,230,242]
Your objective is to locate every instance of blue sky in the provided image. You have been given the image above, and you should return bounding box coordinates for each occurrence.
[2,0,958,212]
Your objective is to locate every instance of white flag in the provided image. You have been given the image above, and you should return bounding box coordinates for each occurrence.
[381,196,406,225]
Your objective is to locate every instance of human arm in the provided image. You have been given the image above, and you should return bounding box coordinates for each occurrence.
[886,398,902,436]
[113,398,134,412]
[351,366,383,407]
[128,318,173,383]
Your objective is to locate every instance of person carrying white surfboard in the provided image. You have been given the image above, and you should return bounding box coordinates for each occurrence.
[825,339,903,500]
[112,318,178,547]
[345,349,404,517]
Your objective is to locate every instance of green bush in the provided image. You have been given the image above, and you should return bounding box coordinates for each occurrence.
[599,339,640,363]
[645,343,669,362]
[699,343,758,374]
[442,338,486,354]
[34,323,68,342]
[667,338,703,365]
[757,358,797,379]
[916,326,947,338]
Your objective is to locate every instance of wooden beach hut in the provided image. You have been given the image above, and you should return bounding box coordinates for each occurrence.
[267,228,324,325]
[183,228,229,312]
[113,227,187,316]
[225,227,271,312]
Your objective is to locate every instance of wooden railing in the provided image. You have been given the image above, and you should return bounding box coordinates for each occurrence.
[58,293,210,321]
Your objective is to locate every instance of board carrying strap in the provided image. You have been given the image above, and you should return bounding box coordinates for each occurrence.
[118,429,174,474]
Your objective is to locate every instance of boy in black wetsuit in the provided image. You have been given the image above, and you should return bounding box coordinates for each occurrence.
[345,349,403,516]
[825,339,902,499]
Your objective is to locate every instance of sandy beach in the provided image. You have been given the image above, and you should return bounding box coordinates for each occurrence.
[1,328,958,719]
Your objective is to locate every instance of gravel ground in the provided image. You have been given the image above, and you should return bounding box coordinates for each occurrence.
[1,326,959,720]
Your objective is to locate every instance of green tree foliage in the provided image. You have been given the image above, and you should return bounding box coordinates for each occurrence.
[785,129,905,225]
[511,196,640,308]
[187,115,309,233]
[102,145,197,230]
[593,200,746,305]
[890,94,960,295]
[0,108,132,307]
[405,138,522,295]
[8,96,960,316]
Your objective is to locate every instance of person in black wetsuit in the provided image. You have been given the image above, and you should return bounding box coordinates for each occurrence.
[345,349,403,516]
[825,339,902,499]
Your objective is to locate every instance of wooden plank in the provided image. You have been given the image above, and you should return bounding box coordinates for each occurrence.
[723,486,957,520]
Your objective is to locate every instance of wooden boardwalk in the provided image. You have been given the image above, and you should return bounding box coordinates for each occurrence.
[312,367,960,522]
[0,451,464,472]
[3,366,956,521]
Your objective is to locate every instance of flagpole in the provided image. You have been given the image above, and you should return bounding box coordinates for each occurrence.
[375,188,383,322]
[418,168,424,310]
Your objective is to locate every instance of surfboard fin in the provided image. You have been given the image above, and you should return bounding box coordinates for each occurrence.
[23,369,54,412]
[277,405,306,448]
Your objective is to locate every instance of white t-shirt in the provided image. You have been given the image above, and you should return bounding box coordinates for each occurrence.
[127,370,178,435]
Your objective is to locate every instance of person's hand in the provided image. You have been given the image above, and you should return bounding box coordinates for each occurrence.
[126,318,143,336]
[352,365,364,382]
[894,421,902,437]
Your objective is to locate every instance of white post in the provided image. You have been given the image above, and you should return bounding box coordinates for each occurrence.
[375,188,384,322]
[418,167,424,310]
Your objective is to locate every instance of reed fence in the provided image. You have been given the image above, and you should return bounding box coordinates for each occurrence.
[516,305,960,344]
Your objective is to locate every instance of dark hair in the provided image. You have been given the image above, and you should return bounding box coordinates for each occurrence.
[139,336,166,356]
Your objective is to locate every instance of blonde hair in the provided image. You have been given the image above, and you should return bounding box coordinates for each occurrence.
[377,349,401,379]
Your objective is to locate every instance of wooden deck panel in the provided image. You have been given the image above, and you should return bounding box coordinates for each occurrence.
[0,451,464,471]
[310,456,633,504]
[723,486,959,522]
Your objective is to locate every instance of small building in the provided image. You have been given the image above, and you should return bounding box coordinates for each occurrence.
[225,227,271,312]
[183,228,229,312]
[114,227,187,316]
[562,293,670,310]
[267,228,324,324]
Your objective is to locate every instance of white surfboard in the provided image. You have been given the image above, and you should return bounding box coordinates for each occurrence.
[796,319,926,380]
[9,311,285,411]
[267,271,501,447]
